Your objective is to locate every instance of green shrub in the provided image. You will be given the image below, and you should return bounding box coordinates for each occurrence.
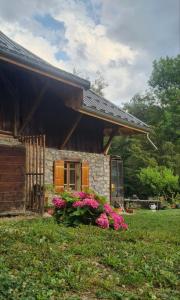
[139,166,179,201]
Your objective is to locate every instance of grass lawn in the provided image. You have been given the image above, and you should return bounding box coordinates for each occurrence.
[0,210,179,300]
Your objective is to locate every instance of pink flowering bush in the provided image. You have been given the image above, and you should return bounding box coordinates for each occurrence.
[52,190,128,231]
[96,213,109,229]
[104,203,113,214]
[72,198,99,209]
[52,197,66,208]
[73,191,87,199]
[72,200,84,208]
[110,212,127,231]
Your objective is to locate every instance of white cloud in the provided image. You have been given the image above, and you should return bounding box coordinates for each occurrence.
[0,21,60,65]
[51,1,142,102]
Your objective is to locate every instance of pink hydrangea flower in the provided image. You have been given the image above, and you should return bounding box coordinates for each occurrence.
[83,198,99,209]
[121,223,128,230]
[104,203,113,214]
[72,201,84,208]
[114,222,121,231]
[73,191,87,199]
[110,212,124,224]
[52,197,66,208]
[72,199,99,209]
[110,212,128,231]
[96,213,109,229]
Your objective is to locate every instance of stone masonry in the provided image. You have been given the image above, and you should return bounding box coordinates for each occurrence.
[45,148,110,200]
[0,135,111,200]
[0,135,21,146]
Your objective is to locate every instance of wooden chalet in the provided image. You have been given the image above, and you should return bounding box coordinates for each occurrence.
[0,31,150,215]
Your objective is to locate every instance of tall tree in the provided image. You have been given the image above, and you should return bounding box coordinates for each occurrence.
[111,55,180,198]
[149,55,180,142]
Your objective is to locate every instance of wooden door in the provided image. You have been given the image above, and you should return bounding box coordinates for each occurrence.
[0,144,26,214]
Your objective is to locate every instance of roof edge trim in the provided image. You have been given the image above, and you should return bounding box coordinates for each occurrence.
[0,52,90,89]
[79,106,151,134]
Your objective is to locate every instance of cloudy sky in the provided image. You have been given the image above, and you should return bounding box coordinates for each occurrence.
[0,0,179,104]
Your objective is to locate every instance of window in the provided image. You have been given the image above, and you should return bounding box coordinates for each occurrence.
[64,161,81,191]
[54,160,89,192]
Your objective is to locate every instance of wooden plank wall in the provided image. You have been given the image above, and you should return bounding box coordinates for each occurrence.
[0,61,105,153]
[0,145,26,213]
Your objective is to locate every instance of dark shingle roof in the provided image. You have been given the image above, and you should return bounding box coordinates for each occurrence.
[0,31,90,89]
[83,90,150,132]
[0,31,149,132]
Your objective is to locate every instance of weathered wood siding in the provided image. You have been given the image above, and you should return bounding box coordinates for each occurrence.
[0,145,26,213]
[0,61,105,153]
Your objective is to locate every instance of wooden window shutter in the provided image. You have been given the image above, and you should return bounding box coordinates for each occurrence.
[81,161,89,191]
[54,160,64,193]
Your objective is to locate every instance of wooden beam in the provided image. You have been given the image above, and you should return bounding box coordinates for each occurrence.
[0,130,13,136]
[103,127,119,155]
[60,114,82,149]
[14,98,19,137]
[18,84,48,135]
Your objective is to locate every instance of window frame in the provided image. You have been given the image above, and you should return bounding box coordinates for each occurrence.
[54,159,89,193]
[64,160,81,191]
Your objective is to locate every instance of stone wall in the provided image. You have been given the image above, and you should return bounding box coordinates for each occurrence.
[0,135,21,146]
[45,148,110,200]
[0,135,111,200]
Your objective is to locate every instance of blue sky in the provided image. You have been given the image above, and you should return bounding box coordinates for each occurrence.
[0,0,179,104]
[35,14,64,32]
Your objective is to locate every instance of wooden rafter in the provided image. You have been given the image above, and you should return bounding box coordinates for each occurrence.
[18,83,48,135]
[60,114,82,149]
[103,127,119,155]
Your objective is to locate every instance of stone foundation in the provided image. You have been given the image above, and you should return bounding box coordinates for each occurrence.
[0,135,21,146]
[45,148,110,200]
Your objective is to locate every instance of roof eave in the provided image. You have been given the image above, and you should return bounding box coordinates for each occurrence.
[0,50,90,89]
[79,106,151,134]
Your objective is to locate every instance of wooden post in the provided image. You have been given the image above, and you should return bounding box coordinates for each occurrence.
[60,114,82,149]
[18,84,48,135]
[103,127,119,155]
[41,134,45,215]
[14,99,19,137]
